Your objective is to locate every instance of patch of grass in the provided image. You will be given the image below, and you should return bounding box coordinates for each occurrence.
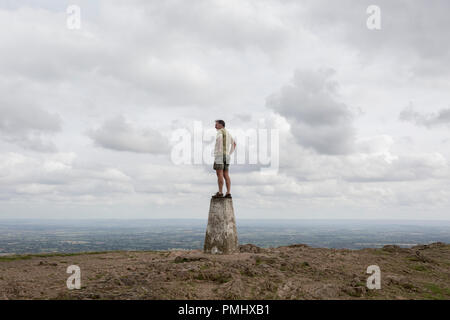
[94,273,104,280]
[409,264,428,272]
[193,273,207,281]
[174,257,190,263]
[264,292,277,299]
[240,267,256,277]
[0,255,33,262]
[401,283,415,290]
[407,256,422,262]
[423,283,450,300]
[422,293,441,300]
[131,250,160,254]
[214,274,232,284]
[240,270,253,277]
[344,287,365,297]
[193,272,231,283]
[51,292,76,300]
[372,249,390,255]
[365,289,379,297]
[0,250,148,262]
[301,262,310,268]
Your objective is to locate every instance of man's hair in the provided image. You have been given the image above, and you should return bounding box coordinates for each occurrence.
[215,119,225,127]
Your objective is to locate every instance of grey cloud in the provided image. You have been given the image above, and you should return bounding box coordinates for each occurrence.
[105,0,290,53]
[297,0,450,76]
[231,113,252,123]
[267,68,356,155]
[0,1,292,109]
[0,103,62,152]
[0,104,61,134]
[277,137,450,184]
[86,115,169,154]
[399,104,450,128]
[0,6,219,107]
[342,152,450,183]
[0,152,135,200]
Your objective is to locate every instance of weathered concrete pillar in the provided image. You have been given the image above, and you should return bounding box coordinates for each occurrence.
[203,197,239,254]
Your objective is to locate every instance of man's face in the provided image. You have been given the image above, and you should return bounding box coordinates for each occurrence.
[215,122,222,129]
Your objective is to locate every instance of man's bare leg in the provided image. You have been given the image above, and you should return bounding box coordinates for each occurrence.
[216,169,224,194]
[223,170,231,195]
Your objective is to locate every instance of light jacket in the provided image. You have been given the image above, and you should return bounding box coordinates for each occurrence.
[214,128,235,164]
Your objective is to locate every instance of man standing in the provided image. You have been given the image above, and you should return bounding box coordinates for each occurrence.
[213,120,236,198]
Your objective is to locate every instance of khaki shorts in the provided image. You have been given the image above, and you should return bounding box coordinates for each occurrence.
[213,155,229,171]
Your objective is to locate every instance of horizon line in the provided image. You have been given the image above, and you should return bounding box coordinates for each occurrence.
[1,218,450,221]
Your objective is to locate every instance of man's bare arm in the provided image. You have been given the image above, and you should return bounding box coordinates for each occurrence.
[230,141,236,155]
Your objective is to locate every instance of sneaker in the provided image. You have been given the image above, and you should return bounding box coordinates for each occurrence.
[212,192,224,198]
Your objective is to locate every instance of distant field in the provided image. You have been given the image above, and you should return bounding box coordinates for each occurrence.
[1,219,450,255]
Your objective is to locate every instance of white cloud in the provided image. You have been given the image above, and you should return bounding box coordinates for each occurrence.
[267,68,357,155]
[0,98,62,152]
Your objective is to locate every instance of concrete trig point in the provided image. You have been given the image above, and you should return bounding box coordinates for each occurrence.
[203,197,239,254]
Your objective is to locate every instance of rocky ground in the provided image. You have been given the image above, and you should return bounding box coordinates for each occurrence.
[0,242,449,300]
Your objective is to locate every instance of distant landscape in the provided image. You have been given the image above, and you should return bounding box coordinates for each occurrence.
[1,219,450,255]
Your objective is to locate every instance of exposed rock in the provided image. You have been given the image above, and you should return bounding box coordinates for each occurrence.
[413,250,434,263]
[385,275,417,291]
[343,286,366,297]
[413,242,446,250]
[239,244,264,253]
[220,277,245,299]
[382,245,408,253]
[287,244,309,248]
[174,255,208,263]
[313,283,341,298]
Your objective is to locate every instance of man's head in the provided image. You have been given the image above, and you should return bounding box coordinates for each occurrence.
[215,119,225,129]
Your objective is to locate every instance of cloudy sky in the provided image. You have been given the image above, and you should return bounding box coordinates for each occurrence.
[1,0,450,220]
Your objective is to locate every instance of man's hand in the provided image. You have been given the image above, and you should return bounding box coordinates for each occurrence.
[230,141,236,155]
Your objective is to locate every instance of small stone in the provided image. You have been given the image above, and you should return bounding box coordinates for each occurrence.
[239,244,264,253]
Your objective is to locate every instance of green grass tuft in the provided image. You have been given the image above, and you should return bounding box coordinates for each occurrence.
[0,250,140,262]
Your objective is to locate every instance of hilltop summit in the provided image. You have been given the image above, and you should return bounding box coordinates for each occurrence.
[1,242,449,300]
